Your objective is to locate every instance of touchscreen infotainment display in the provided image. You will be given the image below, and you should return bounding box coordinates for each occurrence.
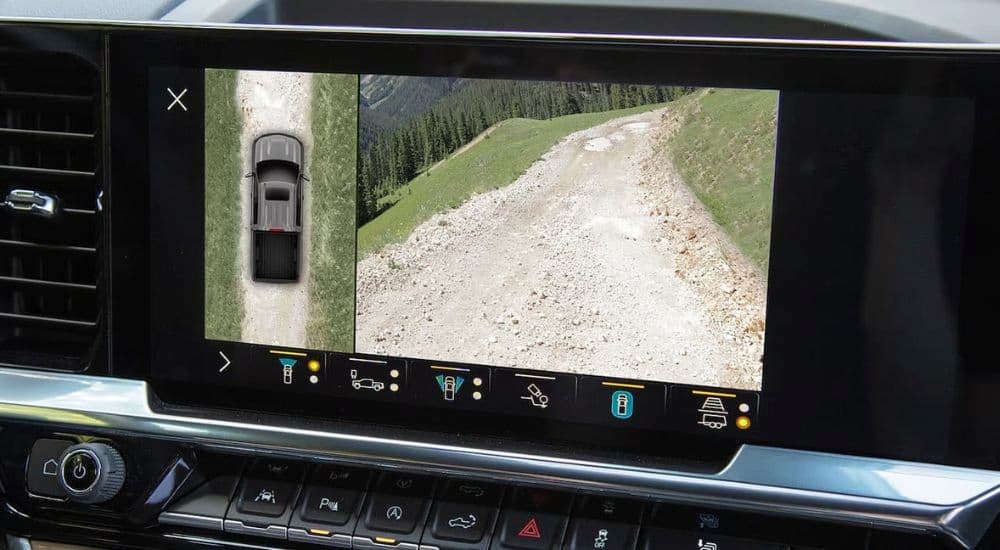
[146,64,777,436]
[204,67,775,391]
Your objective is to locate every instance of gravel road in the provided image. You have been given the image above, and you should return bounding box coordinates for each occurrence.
[236,70,314,348]
[356,106,766,390]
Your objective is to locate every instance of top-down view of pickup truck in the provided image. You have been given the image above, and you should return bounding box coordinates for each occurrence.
[4,1,1000,550]
[250,133,305,282]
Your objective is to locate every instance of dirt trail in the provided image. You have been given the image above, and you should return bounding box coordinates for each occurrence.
[356,106,766,390]
[236,71,314,348]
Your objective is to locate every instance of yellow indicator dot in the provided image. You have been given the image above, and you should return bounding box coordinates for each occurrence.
[308,528,331,536]
[473,377,483,387]
[736,416,752,430]
[308,359,321,372]
[374,537,397,544]
[390,369,400,378]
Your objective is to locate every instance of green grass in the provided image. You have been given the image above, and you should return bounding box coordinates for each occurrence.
[204,69,244,341]
[669,88,778,272]
[358,102,665,257]
[305,74,359,352]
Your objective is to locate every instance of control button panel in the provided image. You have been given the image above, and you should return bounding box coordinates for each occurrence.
[152,455,831,549]
[25,438,72,499]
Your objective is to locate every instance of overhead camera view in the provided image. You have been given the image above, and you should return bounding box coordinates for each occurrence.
[354,78,777,390]
[203,68,359,351]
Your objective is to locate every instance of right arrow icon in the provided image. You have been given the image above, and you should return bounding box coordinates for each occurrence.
[218,351,231,372]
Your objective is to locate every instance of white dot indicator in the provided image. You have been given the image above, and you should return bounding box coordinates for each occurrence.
[738,403,750,413]
[473,377,483,387]
[390,383,400,392]
[390,369,400,379]
[473,391,482,400]
[309,375,319,384]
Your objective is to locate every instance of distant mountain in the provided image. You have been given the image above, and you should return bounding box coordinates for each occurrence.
[360,75,466,145]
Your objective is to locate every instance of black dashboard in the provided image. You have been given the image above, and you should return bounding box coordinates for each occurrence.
[3,3,1000,550]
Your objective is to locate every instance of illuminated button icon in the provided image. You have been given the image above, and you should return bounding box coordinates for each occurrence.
[308,359,321,373]
[518,517,542,539]
[736,416,751,430]
[436,374,465,401]
[279,358,297,385]
[610,390,634,420]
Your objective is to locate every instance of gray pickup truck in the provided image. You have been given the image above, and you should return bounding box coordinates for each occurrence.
[250,133,305,282]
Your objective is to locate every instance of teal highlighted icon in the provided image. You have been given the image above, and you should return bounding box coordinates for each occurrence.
[611,390,634,419]
[436,374,465,401]
[279,358,297,385]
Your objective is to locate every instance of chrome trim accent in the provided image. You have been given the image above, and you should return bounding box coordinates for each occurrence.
[287,527,354,548]
[3,189,59,218]
[159,511,225,532]
[223,518,288,539]
[3,16,1000,52]
[353,536,420,550]
[2,368,1000,548]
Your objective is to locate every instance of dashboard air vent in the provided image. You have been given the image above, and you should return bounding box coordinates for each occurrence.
[0,50,102,371]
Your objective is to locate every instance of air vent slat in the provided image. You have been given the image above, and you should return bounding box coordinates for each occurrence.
[0,238,96,254]
[1,49,102,372]
[0,275,97,292]
[0,90,93,105]
[0,127,94,142]
[0,164,94,179]
[0,311,97,329]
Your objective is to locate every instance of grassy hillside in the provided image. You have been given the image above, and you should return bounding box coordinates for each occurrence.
[669,88,778,272]
[203,69,244,341]
[358,102,664,257]
[305,74,359,352]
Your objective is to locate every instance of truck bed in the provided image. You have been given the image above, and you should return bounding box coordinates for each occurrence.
[253,231,300,282]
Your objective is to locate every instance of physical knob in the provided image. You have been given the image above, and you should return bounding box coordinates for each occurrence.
[57,443,125,504]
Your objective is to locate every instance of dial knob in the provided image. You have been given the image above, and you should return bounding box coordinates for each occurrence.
[57,443,126,504]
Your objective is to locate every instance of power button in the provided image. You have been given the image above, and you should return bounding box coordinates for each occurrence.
[61,449,100,493]
[56,443,125,503]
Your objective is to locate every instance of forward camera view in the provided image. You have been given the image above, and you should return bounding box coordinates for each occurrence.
[205,70,776,391]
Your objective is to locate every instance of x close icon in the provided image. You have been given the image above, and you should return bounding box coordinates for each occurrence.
[167,87,188,111]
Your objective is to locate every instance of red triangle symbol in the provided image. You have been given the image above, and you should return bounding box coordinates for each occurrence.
[518,518,542,539]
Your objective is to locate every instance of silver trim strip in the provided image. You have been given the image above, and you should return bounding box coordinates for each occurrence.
[223,518,287,540]
[2,368,1000,548]
[353,536,420,550]
[287,528,353,548]
[3,16,1000,52]
[159,511,225,532]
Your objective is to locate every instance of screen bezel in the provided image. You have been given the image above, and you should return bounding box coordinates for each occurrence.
[110,29,1000,467]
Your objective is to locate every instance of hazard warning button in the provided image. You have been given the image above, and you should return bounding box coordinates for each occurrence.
[495,511,566,549]
[493,488,571,550]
